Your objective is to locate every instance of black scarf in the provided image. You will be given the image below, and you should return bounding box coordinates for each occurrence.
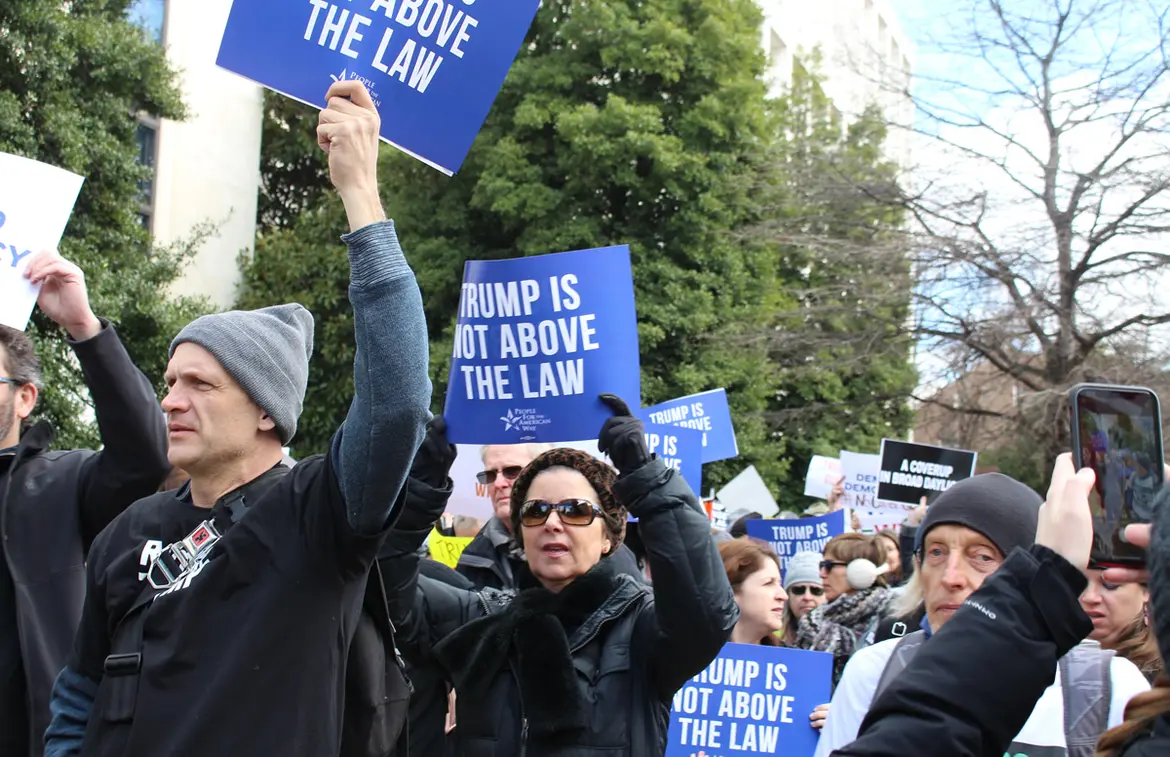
[432,557,623,743]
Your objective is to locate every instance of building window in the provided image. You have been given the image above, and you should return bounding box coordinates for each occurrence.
[135,120,158,233]
[127,0,166,44]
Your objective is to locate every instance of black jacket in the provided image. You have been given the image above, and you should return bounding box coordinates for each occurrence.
[831,545,1094,757]
[5,322,166,756]
[456,516,644,590]
[1121,717,1170,756]
[376,474,468,757]
[383,459,738,756]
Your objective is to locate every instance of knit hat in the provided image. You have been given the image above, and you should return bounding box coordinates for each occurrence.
[1148,486,1170,661]
[509,448,625,553]
[729,511,764,539]
[915,473,1042,559]
[784,550,823,591]
[170,304,314,444]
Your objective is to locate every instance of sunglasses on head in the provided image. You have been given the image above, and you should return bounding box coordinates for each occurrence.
[476,466,524,486]
[788,585,824,596]
[519,499,604,528]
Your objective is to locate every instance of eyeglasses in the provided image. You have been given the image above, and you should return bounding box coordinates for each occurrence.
[476,466,524,486]
[788,585,824,597]
[519,499,604,528]
[0,378,21,387]
[819,560,848,573]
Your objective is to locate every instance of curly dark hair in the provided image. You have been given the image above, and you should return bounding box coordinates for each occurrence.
[509,448,625,553]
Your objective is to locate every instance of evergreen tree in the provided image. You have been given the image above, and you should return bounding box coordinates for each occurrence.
[242,0,782,492]
[0,0,209,447]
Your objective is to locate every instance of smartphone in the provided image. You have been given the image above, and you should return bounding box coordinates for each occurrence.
[1069,384,1164,567]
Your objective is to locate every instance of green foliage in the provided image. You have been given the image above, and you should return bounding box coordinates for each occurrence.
[257,91,330,232]
[244,0,782,480]
[0,0,210,448]
[749,72,917,509]
[243,1,915,506]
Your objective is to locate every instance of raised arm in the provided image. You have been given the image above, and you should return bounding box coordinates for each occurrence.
[318,81,432,536]
[378,420,485,664]
[833,455,1100,757]
[23,251,169,549]
[597,395,738,698]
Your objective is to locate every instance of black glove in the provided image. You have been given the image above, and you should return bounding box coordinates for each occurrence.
[409,416,457,488]
[597,394,651,476]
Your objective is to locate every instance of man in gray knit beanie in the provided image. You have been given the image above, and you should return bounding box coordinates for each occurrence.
[46,80,433,757]
[169,303,314,444]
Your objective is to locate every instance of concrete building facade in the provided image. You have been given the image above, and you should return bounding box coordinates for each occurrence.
[130,0,264,309]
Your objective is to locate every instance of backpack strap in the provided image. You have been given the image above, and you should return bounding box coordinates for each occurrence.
[1060,641,1114,757]
[873,630,927,701]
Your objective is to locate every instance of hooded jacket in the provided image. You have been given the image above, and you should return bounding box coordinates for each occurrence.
[382,458,738,756]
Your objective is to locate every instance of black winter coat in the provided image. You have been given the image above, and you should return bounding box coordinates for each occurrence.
[5,322,167,756]
[376,473,469,757]
[831,544,1094,757]
[382,459,738,757]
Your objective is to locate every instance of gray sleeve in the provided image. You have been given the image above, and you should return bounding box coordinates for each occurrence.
[330,220,432,535]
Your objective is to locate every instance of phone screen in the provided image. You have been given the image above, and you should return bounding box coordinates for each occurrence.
[1077,388,1163,563]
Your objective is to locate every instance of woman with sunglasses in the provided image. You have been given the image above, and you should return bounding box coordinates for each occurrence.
[380,395,736,757]
[778,550,828,647]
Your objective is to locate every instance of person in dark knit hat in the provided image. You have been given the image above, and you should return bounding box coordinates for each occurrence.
[45,80,431,757]
[815,472,1150,757]
[379,394,738,756]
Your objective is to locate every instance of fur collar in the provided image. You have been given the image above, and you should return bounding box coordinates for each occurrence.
[433,557,624,742]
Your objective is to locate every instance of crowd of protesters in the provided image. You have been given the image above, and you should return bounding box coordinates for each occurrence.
[0,83,1156,757]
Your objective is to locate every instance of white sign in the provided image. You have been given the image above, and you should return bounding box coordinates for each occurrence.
[804,455,843,499]
[716,465,779,518]
[0,153,84,330]
[839,451,880,510]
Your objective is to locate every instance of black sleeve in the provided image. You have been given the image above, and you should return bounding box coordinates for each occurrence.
[618,459,739,698]
[71,321,169,551]
[832,545,1093,757]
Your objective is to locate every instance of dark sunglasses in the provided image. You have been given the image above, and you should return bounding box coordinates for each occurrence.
[788,585,825,597]
[519,499,604,528]
[476,466,524,486]
[819,560,848,572]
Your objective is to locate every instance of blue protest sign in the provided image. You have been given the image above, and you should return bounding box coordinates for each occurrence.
[216,0,541,175]
[443,246,641,444]
[643,423,702,494]
[638,388,738,463]
[745,511,846,579]
[666,643,833,757]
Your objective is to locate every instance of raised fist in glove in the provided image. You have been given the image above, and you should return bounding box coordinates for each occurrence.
[410,416,458,488]
[597,394,651,476]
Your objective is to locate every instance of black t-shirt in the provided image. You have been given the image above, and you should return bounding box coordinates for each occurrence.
[0,454,27,755]
[73,454,385,757]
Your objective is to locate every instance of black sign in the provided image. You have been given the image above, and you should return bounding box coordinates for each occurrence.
[877,439,978,507]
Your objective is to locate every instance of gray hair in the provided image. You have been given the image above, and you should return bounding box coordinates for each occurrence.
[889,559,925,620]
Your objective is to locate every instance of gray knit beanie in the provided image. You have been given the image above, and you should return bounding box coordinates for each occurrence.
[170,304,314,444]
[1148,486,1170,662]
[784,549,824,590]
[915,473,1042,559]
